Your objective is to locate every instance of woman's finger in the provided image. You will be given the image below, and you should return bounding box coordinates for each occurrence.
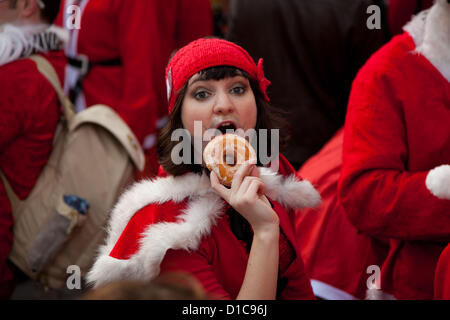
[231,163,254,191]
[239,176,263,195]
[248,164,260,178]
[210,171,231,203]
[238,176,253,195]
[247,178,266,198]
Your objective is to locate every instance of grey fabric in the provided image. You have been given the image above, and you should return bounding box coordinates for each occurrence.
[27,212,71,274]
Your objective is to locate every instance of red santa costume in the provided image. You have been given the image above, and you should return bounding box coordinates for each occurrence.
[295,129,389,299]
[338,0,450,300]
[0,24,66,298]
[87,38,321,299]
[57,0,212,177]
[435,243,450,299]
[87,158,320,299]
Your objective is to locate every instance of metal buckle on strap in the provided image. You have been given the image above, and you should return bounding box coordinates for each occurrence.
[77,54,90,77]
[68,54,90,77]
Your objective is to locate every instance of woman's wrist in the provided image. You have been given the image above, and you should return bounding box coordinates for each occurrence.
[252,221,280,240]
[250,207,280,234]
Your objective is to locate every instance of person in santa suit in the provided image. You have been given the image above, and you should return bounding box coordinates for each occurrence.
[0,0,65,299]
[86,38,322,299]
[338,0,450,300]
[435,244,450,299]
[57,0,212,178]
[295,129,389,299]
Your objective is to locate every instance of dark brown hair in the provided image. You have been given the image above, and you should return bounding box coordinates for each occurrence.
[157,66,291,177]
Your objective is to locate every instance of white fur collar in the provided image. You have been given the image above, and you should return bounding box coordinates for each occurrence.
[0,24,68,66]
[403,0,450,82]
[86,167,321,288]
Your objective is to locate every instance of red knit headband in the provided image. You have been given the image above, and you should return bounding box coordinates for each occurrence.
[165,38,271,114]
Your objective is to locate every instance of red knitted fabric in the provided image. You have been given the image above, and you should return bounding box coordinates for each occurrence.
[165,38,270,113]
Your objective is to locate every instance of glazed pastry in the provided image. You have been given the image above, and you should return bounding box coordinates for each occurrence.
[203,134,257,187]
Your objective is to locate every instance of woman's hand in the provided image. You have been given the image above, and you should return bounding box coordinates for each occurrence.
[210,163,279,234]
[211,163,280,300]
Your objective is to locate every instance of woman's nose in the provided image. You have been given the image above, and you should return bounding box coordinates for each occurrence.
[213,91,235,114]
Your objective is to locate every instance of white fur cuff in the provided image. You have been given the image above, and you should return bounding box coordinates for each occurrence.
[425,165,450,200]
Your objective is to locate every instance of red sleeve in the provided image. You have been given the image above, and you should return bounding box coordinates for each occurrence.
[338,46,450,241]
[0,73,25,150]
[160,247,232,300]
[0,71,21,298]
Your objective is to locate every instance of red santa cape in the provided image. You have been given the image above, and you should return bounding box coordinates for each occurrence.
[87,161,321,299]
[339,0,450,299]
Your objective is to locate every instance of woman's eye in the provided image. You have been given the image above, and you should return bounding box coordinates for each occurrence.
[194,90,210,100]
[231,86,245,95]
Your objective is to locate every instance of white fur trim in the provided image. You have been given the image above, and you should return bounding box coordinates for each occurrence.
[87,168,321,288]
[106,168,320,248]
[404,1,450,82]
[259,167,322,209]
[0,24,67,66]
[91,172,213,266]
[403,9,428,45]
[426,165,450,200]
[87,193,224,287]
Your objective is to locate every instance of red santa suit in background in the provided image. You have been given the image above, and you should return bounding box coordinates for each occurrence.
[295,129,389,299]
[435,244,450,299]
[57,0,212,177]
[339,0,450,299]
[0,24,66,299]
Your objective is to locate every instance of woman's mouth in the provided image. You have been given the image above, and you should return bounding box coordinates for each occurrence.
[216,121,237,135]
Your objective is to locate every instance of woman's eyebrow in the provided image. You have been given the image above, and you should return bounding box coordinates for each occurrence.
[189,75,246,87]
[189,77,206,86]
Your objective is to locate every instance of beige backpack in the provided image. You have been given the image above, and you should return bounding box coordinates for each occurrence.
[0,55,145,289]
